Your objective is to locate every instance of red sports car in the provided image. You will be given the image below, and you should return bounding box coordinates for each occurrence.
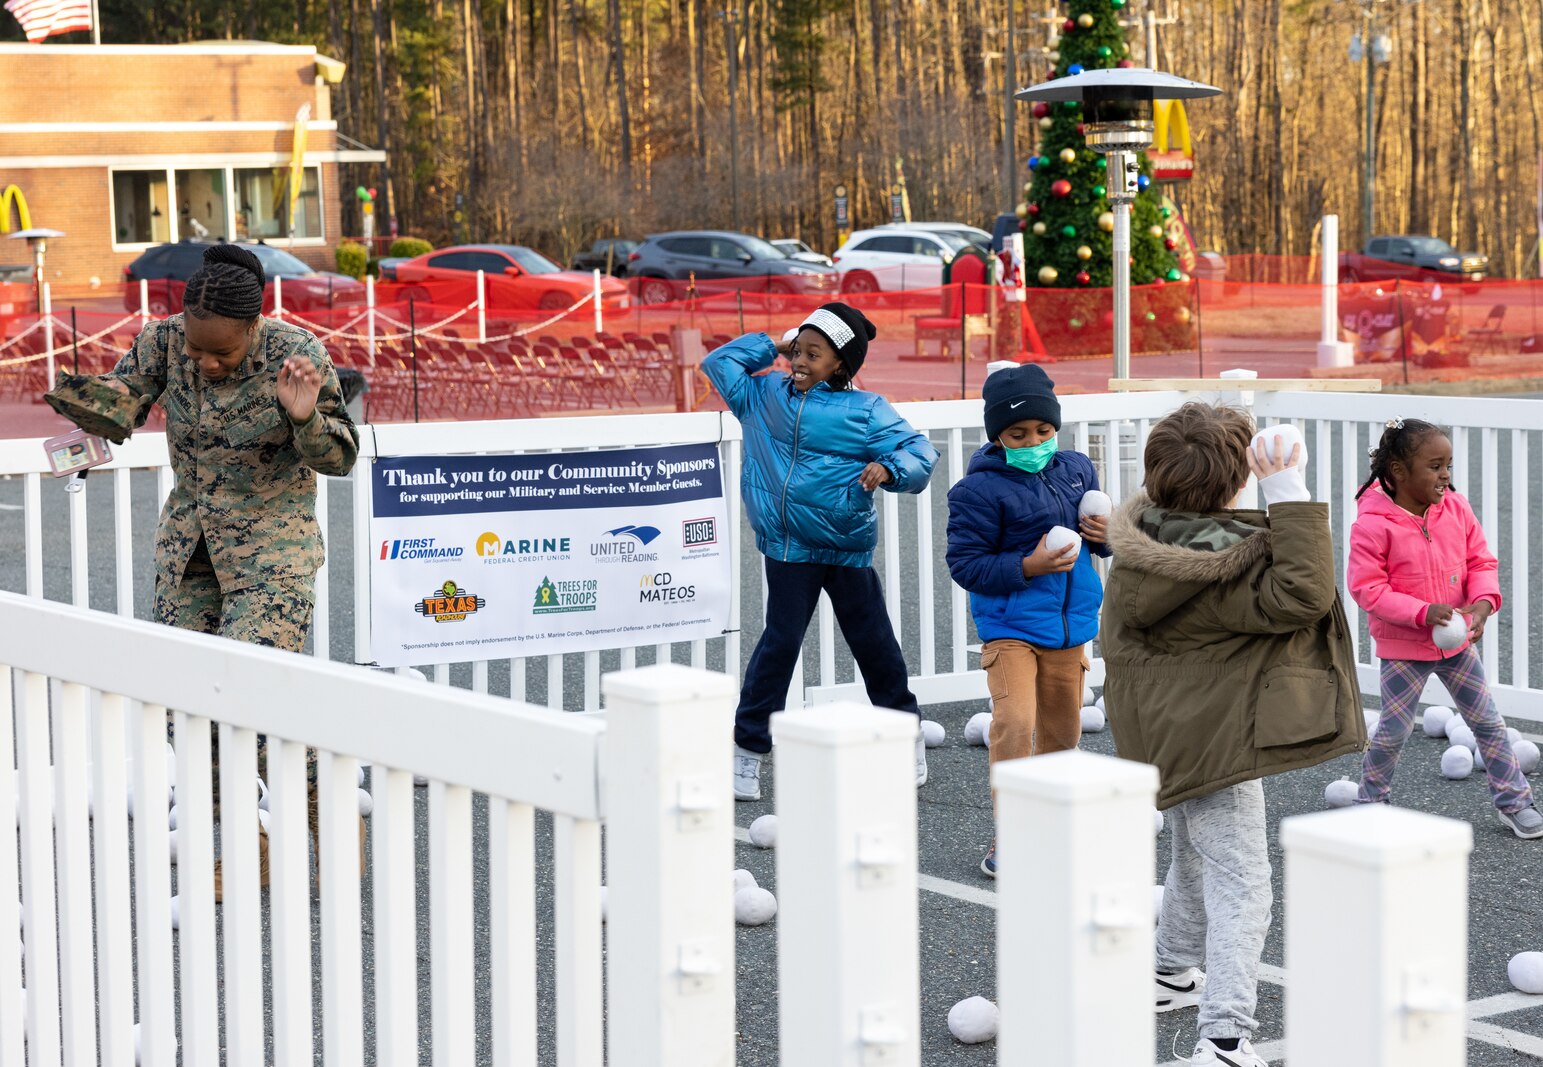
[391,244,629,310]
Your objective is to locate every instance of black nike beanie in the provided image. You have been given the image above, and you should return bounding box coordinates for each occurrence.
[981,363,1061,442]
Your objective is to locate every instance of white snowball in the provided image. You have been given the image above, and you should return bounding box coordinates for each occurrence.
[1440,745,1474,779]
[256,809,271,833]
[1514,740,1541,774]
[964,712,993,747]
[1152,884,1165,923]
[732,869,758,892]
[1324,780,1359,808]
[1082,684,1095,707]
[402,667,429,683]
[947,996,1000,1044]
[734,886,777,926]
[357,789,374,818]
[1152,808,1164,836]
[748,814,778,849]
[167,830,178,865]
[1448,723,1476,752]
[357,765,367,788]
[167,805,177,831]
[1080,705,1106,734]
[1423,706,1454,738]
[1251,423,1307,469]
[1078,489,1112,518]
[1362,709,1380,736]
[1432,614,1469,651]
[599,886,608,924]
[1444,714,1466,739]
[1044,525,1082,558]
[1508,952,1543,994]
[1094,694,1105,712]
[920,720,947,748]
[169,895,179,931]
[1506,727,1522,747]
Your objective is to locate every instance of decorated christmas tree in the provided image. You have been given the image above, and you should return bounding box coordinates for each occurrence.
[1018,2,1179,289]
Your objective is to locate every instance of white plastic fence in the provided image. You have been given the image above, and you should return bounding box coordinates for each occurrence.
[3,385,1540,720]
[2,591,1477,1066]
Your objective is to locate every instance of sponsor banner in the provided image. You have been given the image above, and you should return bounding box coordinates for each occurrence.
[369,443,731,667]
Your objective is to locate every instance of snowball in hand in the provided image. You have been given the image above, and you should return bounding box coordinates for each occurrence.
[1324,780,1359,808]
[748,814,778,848]
[920,720,947,747]
[1508,952,1543,994]
[964,712,992,746]
[1077,489,1112,518]
[946,996,1000,1044]
[1080,705,1106,733]
[1251,423,1307,468]
[1432,613,1469,651]
[734,886,778,926]
[1044,524,1082,558]
[1422,706,1454,738]
[1440,745,1474,779]
[1514,740,1541,774]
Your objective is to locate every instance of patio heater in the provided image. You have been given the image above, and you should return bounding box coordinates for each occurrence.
[1015,70,1219,382]
[7,228,66,313]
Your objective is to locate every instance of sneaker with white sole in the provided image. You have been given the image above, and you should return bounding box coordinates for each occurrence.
[915,734,928,787]
[1155,966,1206,1012]
[1497,805,1543,839]
[733,746,763,802]
[1188,1036,1268,1067]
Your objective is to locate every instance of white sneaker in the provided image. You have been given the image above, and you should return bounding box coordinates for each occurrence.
[733,746,763,801]
[915,733,928,787]
[1189,1036,1268,1067]
[1155,966,1206,1012]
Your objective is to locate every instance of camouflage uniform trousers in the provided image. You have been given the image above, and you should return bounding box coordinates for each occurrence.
[156,539,318,807]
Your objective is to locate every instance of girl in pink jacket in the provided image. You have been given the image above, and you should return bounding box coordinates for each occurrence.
[1348,418,1541,838]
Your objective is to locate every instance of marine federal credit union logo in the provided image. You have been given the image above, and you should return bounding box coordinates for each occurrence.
[476,530,572,564]
[414,580,486,623]
[590,523,661,564]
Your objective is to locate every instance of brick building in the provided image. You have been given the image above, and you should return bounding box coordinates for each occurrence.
[0,42,385,287]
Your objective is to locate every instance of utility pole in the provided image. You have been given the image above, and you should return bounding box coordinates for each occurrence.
[1003,0,1017,209]
[1362,6,1376,242]
[722,10,740,230]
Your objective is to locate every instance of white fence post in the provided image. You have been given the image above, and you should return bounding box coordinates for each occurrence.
[1317,214,1354,368]
[138,277,150,324]
[602,664,739,1067]
[476,269,487,343]
[772,703,920,1067]
[366,273,377,362]
[273,275,283,317]
[42,282,54,385]
[993,750,1158,1066]
[593,268,604,334]
[1282,806,1472,1066]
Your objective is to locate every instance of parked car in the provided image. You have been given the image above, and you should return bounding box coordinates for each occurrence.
[1340,236,1489,284]
[570,238,638,276]
[832,226,980,293]
[376,256,408,281]
[392,243,629,309]
[121,240,366,316]
[626,230,837,305]
[771,238,834,267]
[879,221,993,255]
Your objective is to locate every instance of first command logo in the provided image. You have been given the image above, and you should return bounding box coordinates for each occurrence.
[414,580,486,623]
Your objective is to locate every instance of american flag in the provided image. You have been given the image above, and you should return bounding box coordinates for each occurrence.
[4,0,94,42]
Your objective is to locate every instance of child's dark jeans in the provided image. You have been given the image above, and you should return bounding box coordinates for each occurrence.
[734,557,920,753]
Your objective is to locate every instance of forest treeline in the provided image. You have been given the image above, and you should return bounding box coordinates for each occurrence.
[19,0,1543,274]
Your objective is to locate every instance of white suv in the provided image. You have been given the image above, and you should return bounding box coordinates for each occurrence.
[833,226,981,293]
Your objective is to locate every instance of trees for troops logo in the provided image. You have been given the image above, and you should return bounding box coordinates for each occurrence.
[532,575,598,614]
[414,580,485,623]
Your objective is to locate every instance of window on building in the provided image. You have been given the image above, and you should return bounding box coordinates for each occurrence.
[234,166,322,240]
[173,169,230,240]
[111,170,171,245]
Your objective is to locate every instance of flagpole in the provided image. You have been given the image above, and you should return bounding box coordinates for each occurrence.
[90,0,100,43]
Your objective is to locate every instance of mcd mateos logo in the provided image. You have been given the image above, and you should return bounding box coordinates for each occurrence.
[639,571,696,604]
[414,580,486,623]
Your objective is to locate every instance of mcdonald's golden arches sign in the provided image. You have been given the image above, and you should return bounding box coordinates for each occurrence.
[1149,100,1195,183]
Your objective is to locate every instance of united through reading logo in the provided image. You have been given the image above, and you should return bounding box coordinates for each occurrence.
[414,580,486,623]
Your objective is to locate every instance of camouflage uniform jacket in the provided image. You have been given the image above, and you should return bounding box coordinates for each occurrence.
[106,315,359,593]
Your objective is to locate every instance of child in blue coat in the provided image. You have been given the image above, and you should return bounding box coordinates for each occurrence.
[704,302,939,802]
[945,363,1109,876]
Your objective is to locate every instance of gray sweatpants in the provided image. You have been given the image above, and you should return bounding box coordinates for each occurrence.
[1155,778,1272,1041]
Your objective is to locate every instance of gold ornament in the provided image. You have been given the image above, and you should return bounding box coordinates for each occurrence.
[1175,306,1192,323]
[1148,224,1164,238]
[1059,147,1077,164]
[1039,116,1054,130]
[1098,212,1115,232]
[1048,50,1060,61]
[1076,245,1093,260]
[1077,12,1094,27]
[1038,265,1060,283]
[1032,221,1047,235]
[1016,202,1029,219]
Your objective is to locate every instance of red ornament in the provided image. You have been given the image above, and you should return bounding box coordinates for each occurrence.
[1163,237,1178,251]
[1117,59,1136,68]
[1046,68,1058,80]
[1050,179,1073,198]
[1152,277,1166,287]
[1032,101,1050,118]
[1076,271,1091,286]
[1027,202,1041,216]
[1076,123,1086,135]
[1063,17,1076,30]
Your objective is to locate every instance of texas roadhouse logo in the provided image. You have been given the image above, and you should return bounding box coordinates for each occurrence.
[414,580,486,623]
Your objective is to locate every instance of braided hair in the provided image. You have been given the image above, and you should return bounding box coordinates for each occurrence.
[183,244,265,322]
[1355,418,1446,500]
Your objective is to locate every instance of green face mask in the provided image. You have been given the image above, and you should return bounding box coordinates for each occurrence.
[1003,436,1058,474]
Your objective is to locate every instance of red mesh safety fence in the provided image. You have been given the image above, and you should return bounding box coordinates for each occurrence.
[3,268,1542,438]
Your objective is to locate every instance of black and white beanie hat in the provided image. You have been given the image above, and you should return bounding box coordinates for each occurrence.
[794,302,878,375]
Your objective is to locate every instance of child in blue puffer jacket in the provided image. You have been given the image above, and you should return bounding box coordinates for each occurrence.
[704,302,939,802]
[946,363,1109,877]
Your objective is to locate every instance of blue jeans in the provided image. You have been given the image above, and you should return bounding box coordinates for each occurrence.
[735,558,921,753]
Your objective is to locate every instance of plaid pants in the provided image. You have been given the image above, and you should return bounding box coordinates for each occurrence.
[1359,647,1533,814]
